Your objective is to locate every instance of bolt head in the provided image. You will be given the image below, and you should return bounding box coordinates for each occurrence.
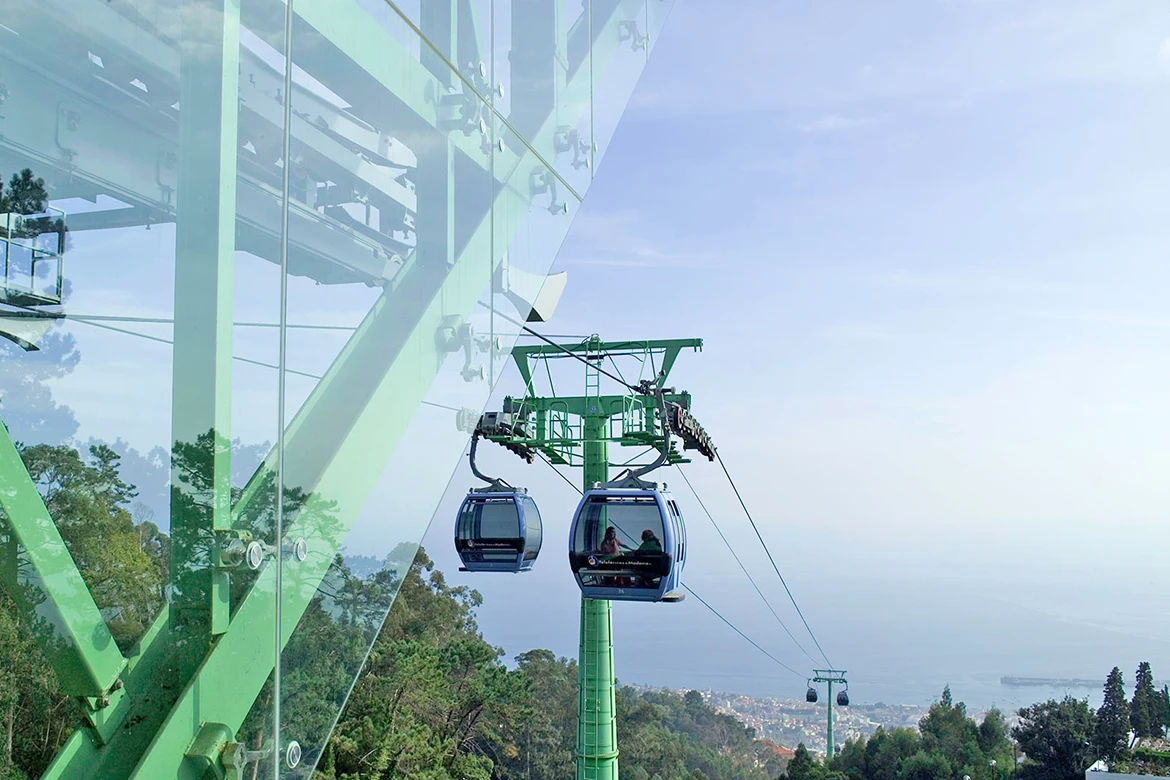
[478,61,487,79]
[246,541,265,570]
[497,138,506,153]
[293,538,307,562]
[285,741,302,769]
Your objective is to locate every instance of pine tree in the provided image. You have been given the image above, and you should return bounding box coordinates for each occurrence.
[1095,667,1130,761]
[787,743,820,780]
[6,169,47,215]
[1132,662,1160,738]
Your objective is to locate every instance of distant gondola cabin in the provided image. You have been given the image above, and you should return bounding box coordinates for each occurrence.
[455,490,542,573]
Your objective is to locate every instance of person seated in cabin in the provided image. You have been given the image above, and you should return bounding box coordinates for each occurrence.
[637,529,662,553]
[597,526,631,556]
[597,526,633,587]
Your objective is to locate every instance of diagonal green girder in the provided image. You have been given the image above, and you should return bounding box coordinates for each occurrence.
[0,421,127,697]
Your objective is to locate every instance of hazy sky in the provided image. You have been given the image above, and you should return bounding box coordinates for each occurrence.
[12,0,1170,707]
[423,0,1170,704]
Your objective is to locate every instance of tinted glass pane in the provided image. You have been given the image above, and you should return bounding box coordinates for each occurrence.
[479,499,522,538]
[575,495,664,552]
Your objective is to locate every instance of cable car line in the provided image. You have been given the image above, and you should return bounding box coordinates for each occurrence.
[674,467,818,665]
[714,450,833,669]
[681,585,805,679]
[481,304,641,393]
[71,317,465,413]
[531,454,807,678]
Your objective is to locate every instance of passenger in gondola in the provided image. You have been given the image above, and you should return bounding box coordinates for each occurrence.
[598,526,632,587]
[637,529,662,552]
[598,526,629,556]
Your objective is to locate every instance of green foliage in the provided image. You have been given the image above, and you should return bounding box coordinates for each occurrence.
[787,743,820,780]
[0,442,164,776]
[1013,697,1096,780]
[318,548,777,780]
[1096,667,1131,762]
[0,169,47,216]
[1133,662,1162,739]
[829,689,1011,780]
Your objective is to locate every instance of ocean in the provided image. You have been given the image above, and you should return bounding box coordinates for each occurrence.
[433,543,1170,714]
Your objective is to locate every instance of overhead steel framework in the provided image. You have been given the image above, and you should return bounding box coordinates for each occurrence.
[0,0,674,777]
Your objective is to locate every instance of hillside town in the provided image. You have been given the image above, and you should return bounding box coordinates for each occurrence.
[688,691,931,756]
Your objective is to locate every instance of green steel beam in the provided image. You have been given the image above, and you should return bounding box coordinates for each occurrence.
[0,420,127,697]
[169,0,240,645]
[579,375,618,780]
[503,393,691,419]
[511,339,703,396]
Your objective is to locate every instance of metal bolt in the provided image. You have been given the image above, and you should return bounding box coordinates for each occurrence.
[285,741,302,769]
[291,538,307,562]
[496,138,506,153]
[245,541,266,570]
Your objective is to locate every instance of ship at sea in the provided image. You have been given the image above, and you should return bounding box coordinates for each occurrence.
[1000,676,1099,688]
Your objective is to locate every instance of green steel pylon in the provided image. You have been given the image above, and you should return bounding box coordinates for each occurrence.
[579,382,618,779]
[813,669,849,758]
[484,336,714,780]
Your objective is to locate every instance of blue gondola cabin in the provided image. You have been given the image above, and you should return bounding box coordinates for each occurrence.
[568,487,686,602]
[455,490,542,573]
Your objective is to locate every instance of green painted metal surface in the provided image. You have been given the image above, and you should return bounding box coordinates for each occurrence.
[0,422,127,697]
[169,0,241,646]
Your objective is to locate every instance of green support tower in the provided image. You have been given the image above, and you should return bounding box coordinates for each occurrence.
[483,336,715,780]
[813,669,849,758]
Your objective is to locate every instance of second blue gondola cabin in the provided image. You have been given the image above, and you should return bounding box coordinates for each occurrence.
[455,490,542,573]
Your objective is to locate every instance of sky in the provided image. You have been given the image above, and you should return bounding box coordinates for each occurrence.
[5,0,1170,711]
[420,0,1170,707]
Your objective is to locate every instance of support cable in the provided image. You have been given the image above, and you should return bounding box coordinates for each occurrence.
[715,450,833,669]
[533,454,806,681]
[472,316,832,668]
[480,304,638,393]
[675,467,818,665]
[681,585,805,679]
[68,318,463,413]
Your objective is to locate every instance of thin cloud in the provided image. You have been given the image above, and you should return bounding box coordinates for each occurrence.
[797,114,882,133]
[1029,310,1170,330]
[564,208,713,269]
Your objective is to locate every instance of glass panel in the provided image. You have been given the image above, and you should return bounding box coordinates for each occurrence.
[0,0,282,776]
[646,0,677,55]
[590,0,649,172]
[366,0,491,86]
[478,498,523,538]
[495,0,593,194]
[278,7,497,772]
[522,496,543,559]
[491,115,582,365]
[575,495,664,552]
